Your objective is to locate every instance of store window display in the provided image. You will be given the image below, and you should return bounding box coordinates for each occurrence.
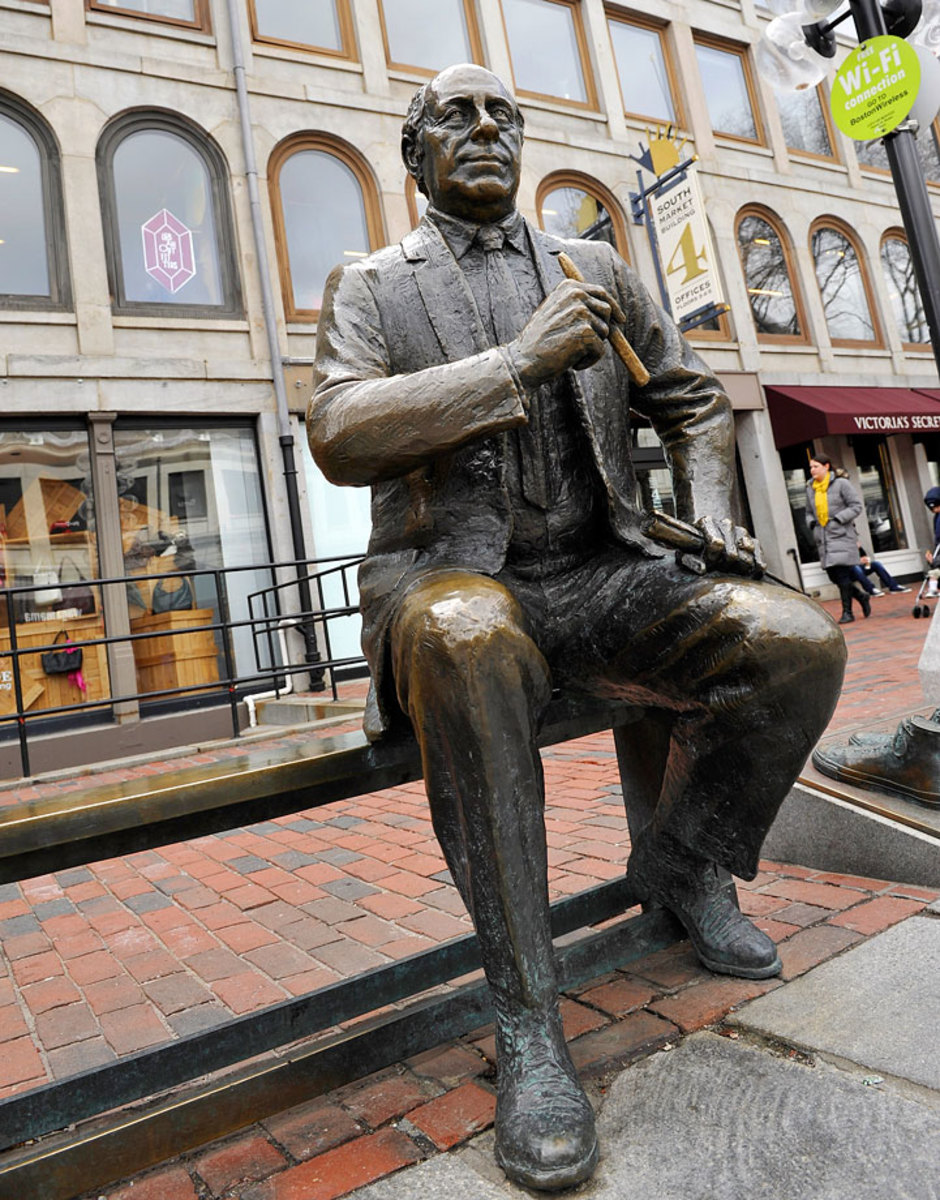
[0,428,108,722]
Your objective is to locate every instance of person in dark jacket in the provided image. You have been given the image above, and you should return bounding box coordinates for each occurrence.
[925,485,940,596]
[806,456,871,623]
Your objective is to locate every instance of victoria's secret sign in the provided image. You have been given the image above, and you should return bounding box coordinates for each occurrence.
[853,413,940,431]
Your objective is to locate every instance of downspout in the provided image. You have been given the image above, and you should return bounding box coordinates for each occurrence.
[225,0,325,689]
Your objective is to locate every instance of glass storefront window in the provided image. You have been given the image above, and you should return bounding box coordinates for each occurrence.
[112,425,274,698]
[0,427,108,719]
[849,436,907,553]
[633,426,675,517]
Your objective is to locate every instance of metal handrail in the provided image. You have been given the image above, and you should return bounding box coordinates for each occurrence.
[0,554,368,777]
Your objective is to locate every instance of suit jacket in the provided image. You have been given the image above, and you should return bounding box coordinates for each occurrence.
[309,216,735,735]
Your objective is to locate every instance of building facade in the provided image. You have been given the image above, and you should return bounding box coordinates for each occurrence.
[2,0,940,772]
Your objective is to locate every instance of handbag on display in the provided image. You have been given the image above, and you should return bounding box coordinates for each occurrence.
[41,631,83,676]
[152,576,194,613]
[59,556,96,616]
[32,565,63,607]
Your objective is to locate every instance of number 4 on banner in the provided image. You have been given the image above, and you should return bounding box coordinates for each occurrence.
[667,223,708,285]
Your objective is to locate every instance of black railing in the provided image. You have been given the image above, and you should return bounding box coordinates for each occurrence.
[0,554,366,778]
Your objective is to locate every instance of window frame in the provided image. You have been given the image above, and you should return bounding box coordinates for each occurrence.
[0,91,71,313]
[96,110,243,319]
[85,0,212,32]
[735,205,809,346]
[536,170,630,260]
[809,216,883,349]
[269,133,386,323]
[856,117,940,186]
[879,227,931,351]
[605,7,683,128]
[499,0,598,111]
[377,0,483,76]
[693,33,764,146]
[777,82,838,164]
[248,0,356,59]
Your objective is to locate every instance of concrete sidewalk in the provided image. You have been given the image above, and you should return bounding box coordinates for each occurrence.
[0,589,937,1199]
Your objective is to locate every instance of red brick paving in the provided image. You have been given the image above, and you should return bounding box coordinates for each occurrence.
[0,592,935,1193]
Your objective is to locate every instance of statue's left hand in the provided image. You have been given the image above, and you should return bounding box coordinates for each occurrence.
[695,516,766,578]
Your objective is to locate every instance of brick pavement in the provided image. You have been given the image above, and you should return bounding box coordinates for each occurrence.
[0,588,935,1197]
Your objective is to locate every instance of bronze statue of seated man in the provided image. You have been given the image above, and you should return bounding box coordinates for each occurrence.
[309,64,846,1192]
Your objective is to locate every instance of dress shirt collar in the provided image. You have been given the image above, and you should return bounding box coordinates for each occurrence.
[426,206,528,259]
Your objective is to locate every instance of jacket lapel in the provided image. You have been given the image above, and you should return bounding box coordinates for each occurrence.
[403,221,489,361]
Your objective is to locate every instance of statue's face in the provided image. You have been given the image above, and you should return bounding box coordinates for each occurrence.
[419,66,523,222]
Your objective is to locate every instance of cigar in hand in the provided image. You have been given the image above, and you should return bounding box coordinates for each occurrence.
[557,252,650,387]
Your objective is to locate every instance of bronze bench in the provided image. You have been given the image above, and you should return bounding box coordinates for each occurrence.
[0,695,690,1199]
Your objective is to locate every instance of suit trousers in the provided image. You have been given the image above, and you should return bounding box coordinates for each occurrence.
[389,547,846,1011]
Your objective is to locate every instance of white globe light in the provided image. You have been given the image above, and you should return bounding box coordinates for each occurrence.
[756,13,831,92]
[910,42,940,128]
[914,0,940,52]
[798,0,846,21]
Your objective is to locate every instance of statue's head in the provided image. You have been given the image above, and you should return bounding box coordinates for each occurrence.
[401,64,525,223]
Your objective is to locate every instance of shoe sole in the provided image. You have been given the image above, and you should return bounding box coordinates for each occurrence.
[694,945,783,979]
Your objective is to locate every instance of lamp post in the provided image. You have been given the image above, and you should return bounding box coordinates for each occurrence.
[850,0,940,373]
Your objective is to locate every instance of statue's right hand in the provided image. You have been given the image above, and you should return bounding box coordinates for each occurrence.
[509,279,624,389]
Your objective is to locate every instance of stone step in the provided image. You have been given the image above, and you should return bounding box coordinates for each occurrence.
[254,693,365,726]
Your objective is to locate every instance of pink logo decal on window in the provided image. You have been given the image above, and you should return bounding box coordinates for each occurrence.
[141,209,196,293]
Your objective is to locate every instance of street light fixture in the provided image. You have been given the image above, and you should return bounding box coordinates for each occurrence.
[759,0,940,377]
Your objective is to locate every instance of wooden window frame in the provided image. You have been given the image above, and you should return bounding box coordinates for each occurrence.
[97,110,242,319]
[0,90,71,312]
[605,7,683,129]
[879,227,930,351]
[693,33,764,147]
[377,0,483,76]
[809,216,883,349]
[85,0,211,32]
[535,170,630,260]
[779,82,838,164]
[735,206,809,346]
[499,0,598,112]
[269,133,385,323]
[248,0,356,59]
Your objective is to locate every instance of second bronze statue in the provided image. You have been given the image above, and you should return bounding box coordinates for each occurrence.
[309,63,846,1191]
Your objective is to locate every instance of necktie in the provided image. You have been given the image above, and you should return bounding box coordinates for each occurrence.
[477,226,549,507]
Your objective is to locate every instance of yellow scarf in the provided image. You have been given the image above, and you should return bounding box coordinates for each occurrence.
[812,474,830,526]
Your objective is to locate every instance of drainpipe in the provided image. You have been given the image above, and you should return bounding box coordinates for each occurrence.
[224,0,325,690]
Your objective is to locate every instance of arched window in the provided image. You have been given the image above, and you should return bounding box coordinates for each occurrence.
[0,92,70,309]
[810,220,881,346]
[270,135,384,320]
[880,231,929,347]
[97,112,241,316]
[735,209,806,341]
[536,173,629,258]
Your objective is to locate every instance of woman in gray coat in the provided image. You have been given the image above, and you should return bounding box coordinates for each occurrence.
[806,455,870,624]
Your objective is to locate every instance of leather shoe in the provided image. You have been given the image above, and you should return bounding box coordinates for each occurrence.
[838,612,854,624]
[812,709,940,807]
[627,831,781,979]
[493,1003,598,1191]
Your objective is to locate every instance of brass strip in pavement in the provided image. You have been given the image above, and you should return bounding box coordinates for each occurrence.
[797,772,940,839]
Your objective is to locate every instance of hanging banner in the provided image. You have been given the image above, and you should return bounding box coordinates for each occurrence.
[648,168,724,325]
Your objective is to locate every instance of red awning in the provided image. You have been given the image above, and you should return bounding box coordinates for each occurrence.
[765,385,940,449]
